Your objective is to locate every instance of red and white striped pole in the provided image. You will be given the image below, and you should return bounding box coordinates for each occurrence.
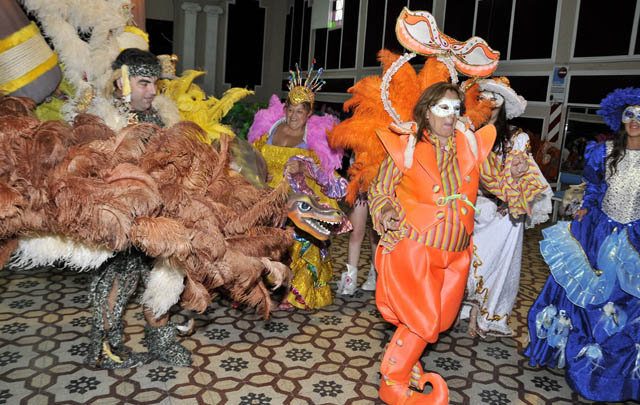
[546,102,563,146]
[538,102,564,182]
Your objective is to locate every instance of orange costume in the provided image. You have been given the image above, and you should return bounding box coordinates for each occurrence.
[369,123,530,403]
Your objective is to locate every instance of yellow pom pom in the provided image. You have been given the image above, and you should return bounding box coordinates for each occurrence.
[121,65,131,102]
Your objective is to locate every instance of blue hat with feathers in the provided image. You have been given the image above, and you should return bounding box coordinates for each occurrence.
[597,87,640,132]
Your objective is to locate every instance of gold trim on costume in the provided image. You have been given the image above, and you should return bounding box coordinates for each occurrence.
[124,26,149,43]
[470,246,509,322]
[0,22,58,94]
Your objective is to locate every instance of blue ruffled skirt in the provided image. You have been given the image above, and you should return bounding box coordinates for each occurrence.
[525,207,640,402]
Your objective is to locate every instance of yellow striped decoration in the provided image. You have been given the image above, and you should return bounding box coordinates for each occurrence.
[0,22,58,94]
[124,26,149,44]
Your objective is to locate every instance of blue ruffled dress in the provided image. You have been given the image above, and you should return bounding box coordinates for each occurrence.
[525,141,640,402]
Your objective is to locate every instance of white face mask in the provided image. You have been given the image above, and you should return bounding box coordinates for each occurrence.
[479,91,504,107]
[622,105,640,124]
[429,98,461,117]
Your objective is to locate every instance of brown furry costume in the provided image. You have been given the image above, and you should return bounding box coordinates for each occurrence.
[0,95,293,318]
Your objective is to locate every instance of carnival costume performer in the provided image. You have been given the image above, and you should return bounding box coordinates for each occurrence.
[355,8,540,403]
[525,88,640,402]
[459,77,552,337]
[88,48,191,368]
[248,63,346,310]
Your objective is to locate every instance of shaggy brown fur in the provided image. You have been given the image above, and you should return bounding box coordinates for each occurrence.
[0,95,293,318]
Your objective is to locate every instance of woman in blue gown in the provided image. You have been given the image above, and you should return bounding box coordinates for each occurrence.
[525,88,640,402]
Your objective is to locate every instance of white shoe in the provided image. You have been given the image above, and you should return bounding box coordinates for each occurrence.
[361,263,377,291]
[337,264,358,295]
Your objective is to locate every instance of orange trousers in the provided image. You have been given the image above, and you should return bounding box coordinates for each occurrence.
[375,238,472,343]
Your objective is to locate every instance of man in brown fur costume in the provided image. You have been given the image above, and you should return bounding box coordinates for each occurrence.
[111,48,166,127]
[89,48,190,369]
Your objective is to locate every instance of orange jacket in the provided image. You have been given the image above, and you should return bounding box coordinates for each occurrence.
[376,124,496,235]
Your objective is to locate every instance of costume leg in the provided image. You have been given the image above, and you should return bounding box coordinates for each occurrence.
[143,322,192,367]
[141,267,192,366]
[361,220,379,291]
[375,240,444,343]
[439,246,472,332]
[87,250,150,368]
[338,201,368,295]
[379,325,449,405]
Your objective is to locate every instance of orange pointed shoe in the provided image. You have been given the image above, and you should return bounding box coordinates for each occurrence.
[379,326,449,404]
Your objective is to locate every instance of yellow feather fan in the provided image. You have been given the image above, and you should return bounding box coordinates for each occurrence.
[158,70,254,144]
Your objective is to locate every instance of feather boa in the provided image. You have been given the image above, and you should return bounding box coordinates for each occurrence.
[248,95,343,174]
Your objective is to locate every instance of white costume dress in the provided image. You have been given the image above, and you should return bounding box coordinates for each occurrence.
[461,129,552,336]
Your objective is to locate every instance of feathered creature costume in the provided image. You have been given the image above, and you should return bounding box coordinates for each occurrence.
[9,0,301,369]
[248,94,347,310]
[0,95,294,367]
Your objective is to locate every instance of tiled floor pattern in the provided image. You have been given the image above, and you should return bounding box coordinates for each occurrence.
[1,226,639,404]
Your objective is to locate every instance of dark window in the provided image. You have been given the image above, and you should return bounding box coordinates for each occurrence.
[363,0,385,66]
[283,10,293,71]
[508,76,549,102]
[281,78,354,94]
[408,0,433,12]
[301,2,312,70]
[146,19,173,56]
[574,0,636,57]
[636,16,640,54]
[510,0,557,59]
[444,0,475,41]
[326,29,342,69]
[226,0,264,89]
[290,0,305,66]
[314,28,327,67]
[340,0,360,68]
[320,77,355,93]
[474,0,511,60]
[384,0,408,54]
[568,75,640,105]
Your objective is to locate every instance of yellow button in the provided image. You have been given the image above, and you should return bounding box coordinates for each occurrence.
[461,207,468,215]
[432,185,440,193]
[465,176,471,182]
[436,211,445,219]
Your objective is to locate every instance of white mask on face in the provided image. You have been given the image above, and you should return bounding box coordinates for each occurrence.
[430,98,461,118]
[479,91,504,107]
[622,105,640,124]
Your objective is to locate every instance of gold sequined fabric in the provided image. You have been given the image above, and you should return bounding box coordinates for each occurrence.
[285,238,333,309]
[254,134,338,209]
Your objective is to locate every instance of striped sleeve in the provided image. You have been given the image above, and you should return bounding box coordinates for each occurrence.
[368,155,402,235]
[479,151,529,216]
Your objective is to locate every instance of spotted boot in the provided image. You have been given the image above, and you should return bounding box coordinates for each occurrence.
[144,323,192,367]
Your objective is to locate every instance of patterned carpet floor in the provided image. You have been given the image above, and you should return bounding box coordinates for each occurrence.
[1,225,638,405]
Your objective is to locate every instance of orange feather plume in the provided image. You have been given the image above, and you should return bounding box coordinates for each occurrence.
[328,50,451,205]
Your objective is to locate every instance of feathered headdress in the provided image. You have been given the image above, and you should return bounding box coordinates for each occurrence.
[597,87,640,132]
[381,8,499,168]
[287,60,325,108]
